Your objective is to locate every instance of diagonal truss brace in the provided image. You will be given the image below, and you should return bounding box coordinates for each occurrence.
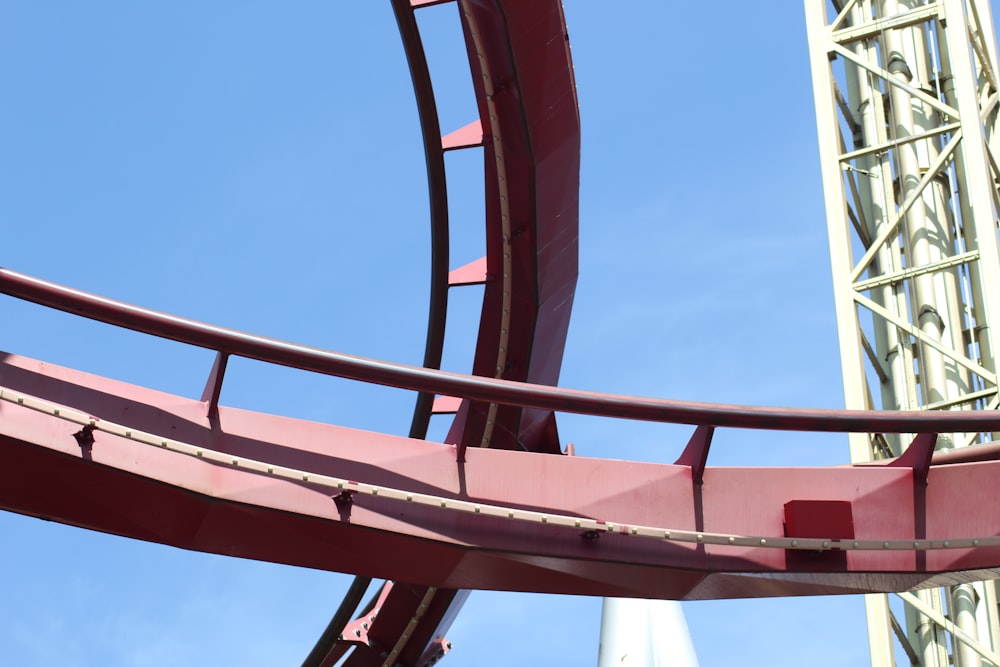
[898,591,1000,665]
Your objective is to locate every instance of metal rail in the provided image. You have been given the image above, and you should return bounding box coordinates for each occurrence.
[7,386,1000,554]
[301,1,456,662]
[306,2,461,664]
[393,0,450,445]
[5,1,1000,664]
[4,266,1000,433]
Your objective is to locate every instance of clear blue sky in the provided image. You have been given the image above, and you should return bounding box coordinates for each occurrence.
[2,2,988,665]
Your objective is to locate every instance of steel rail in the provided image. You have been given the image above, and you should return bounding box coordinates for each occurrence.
[300,576,371,667]
[342,0,581,660]
[3,266,1000,433]
[8,385,1000,554]
[393,0,451,445]
[303,3,460,665]
[301,2,455,663]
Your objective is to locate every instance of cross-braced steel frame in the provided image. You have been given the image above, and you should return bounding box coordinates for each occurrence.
[807,0,1000,663]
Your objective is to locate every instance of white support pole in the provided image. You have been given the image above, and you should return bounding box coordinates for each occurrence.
[597,598,699,667]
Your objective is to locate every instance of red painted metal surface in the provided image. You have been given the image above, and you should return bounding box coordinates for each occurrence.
[441,120,483,152]
[4,1,1000,665]
[4,353,1000,602]
[449,0,579,458]
[330,0,582,661]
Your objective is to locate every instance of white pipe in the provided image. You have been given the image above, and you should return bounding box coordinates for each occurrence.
[597,598,699,667]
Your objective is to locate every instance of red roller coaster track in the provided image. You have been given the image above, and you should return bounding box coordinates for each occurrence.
[3,2,1000,666]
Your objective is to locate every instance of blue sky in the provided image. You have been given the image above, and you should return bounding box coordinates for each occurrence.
[1,2,983,665]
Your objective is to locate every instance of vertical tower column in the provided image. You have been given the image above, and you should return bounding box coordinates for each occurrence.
[805,0,1000,663]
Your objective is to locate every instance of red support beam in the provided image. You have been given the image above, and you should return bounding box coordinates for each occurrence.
[4,354,1000,603]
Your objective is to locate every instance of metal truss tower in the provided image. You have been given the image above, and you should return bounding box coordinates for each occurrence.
[807,0,1000,663]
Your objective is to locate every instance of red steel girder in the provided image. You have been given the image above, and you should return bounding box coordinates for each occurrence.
[4,353,1000,603]
[447,0,580,458]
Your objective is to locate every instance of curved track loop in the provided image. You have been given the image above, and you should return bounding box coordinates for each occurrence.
[394,0,449,446]
[303,1,453,663]
[320,2,584,662]
[4,2,1000,667]
[4,1,581,665]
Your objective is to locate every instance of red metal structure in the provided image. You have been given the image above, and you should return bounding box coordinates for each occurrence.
[3,1,1000,665]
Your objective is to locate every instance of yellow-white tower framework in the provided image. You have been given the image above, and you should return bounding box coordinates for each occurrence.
[806,0,1000,663]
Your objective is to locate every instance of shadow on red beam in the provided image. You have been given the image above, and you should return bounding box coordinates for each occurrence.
[3,353,1000,601]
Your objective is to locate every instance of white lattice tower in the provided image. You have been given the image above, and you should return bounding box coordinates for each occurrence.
[806,0,1000,664]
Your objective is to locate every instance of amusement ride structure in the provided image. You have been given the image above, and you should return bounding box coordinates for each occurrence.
[808,0,1000,662]
[4,1,1000,665]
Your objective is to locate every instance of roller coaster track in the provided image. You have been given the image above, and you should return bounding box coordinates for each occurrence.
[3,2,1000,666]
